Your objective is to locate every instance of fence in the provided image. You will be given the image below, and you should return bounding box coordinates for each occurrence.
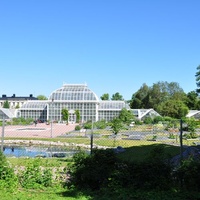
[1,118,199,162]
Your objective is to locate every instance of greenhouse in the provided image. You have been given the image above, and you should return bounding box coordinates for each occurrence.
[17,83,130,123]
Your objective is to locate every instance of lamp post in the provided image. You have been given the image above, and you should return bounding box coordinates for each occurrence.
[50,98,54,138]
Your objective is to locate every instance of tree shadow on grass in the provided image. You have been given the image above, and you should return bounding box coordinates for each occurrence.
[58,188,93,199]
[116,143,181,163]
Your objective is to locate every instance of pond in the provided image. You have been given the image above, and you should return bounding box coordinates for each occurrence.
[2,145,84,158]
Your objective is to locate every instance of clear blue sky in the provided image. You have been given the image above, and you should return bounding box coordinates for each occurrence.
[0,0,199,100]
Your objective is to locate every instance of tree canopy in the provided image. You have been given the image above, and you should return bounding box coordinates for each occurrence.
[157,99,189,119]
[100,93,109,100]
[129,81,193,118]
[111,92,124,101]
[37,95,48,100]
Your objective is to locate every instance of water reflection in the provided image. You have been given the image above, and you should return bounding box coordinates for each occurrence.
[3,145,83,158]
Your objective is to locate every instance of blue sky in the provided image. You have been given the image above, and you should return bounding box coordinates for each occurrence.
[0,0,199,100]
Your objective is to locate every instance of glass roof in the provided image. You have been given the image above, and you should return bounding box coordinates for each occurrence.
[20,101,48,109]
[98,101,130,110]
[49,84,99,101]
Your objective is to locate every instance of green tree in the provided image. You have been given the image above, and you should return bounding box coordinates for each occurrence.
[111,92,124,101]
[119,108,135,125]
[186,91,199,109]
[111,117,123,135]
[195,65,200,94]
[157,99,189,118]
[61,108,69,123]
[94,119,107,129]
[100,93,109,100]
[130,83,149,109]
[37,95,48,100]
[130,81,186,111]
[75,110,80,123]
[149,81,185,110]
[3,100,10,108]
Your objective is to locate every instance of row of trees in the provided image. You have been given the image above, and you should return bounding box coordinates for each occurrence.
[100,65,200,119]
[99,81,197,119]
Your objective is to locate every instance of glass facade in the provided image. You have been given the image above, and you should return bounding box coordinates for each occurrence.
[98,101,130,121]
[18,84,130,123]
[18,101,48,121]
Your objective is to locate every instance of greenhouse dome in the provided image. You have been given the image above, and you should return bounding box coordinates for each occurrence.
[49,84,99,101]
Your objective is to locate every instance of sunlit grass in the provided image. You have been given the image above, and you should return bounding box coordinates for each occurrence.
[7,157,71,167]
[0,188,90,200]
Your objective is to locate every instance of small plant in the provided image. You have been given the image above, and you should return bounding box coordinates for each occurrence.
[152,135,157,140]
[169,133,175,139]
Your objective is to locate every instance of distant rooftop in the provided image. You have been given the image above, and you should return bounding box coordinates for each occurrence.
[0,94,38,100]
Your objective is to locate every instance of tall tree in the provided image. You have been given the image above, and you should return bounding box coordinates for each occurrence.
[100,93,109,100]
[186,91,199,110]
[130,83,150,109]
[195,65,200,94]
[130,81,186,111]
[148,81,185,110]
[111,92,124,101]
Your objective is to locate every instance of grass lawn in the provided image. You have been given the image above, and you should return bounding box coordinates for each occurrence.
[0,188,91,200]
[7,157,72,167]
[116,143,181,163]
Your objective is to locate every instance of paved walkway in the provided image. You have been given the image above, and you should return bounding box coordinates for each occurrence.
[1,123,77,138]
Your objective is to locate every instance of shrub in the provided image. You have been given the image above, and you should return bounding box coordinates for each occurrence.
[175,158,200,191]
[67,149,118,190]
[67,146,173,192]
[0,151,18,191]
[18,158,54,189]
[75,125,81,131]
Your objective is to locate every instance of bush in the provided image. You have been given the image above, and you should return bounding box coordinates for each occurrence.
[175,158,200,191]
[67,146,173,192]
[67,149,118,190]
[0,151,18,191]
[18,158,54,189]
[75,125,81,131]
